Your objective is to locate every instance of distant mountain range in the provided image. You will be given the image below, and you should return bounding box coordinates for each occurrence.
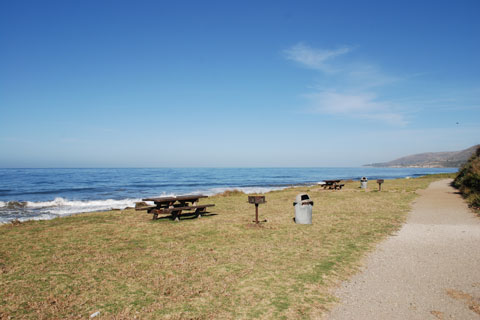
[365,145,479,168]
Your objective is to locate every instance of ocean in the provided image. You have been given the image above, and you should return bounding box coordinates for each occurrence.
[0,167,458,223]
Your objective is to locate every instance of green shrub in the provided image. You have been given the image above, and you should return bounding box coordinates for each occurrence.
[454,146,480,210]
[469,194,480,208]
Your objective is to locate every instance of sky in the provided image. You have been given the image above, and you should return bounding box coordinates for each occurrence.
[1,0,479,167]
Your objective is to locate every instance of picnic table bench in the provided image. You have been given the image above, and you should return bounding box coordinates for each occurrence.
[322,180,345,190]
[136,195,215,221]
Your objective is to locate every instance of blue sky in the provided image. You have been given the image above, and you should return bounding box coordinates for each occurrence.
[1,0,479,167]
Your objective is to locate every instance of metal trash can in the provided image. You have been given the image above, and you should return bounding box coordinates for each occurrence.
[360,177,368,189]
[293,193,314,224]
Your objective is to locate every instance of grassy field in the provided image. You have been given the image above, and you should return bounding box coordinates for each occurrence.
[0,174,454,319]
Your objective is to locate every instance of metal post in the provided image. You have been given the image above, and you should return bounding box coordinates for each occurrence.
[255,203,259,224]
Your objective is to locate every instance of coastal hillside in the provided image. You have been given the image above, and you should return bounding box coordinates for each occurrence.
[366,145,479,168]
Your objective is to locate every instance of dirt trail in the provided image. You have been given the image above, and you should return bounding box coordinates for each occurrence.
[327,179,480,319]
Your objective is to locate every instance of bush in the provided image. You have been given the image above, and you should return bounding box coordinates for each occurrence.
[217,189,245,197]
[454,146,480,210]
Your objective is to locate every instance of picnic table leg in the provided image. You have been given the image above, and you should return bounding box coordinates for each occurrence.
[195,207,206,218]
[149,208,159,220]
[191,200,201,218]
[172,210,181,221]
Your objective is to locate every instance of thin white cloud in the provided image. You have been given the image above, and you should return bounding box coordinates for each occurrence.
[305,91,407,126]
[305,91,381,113]
[285,43,408,126]
[284,43,351,73]
[346,64,399,88]
[360,112,407,126]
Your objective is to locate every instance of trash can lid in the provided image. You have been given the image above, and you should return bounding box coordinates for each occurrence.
[294,193,314,206]
[295,193,310,202]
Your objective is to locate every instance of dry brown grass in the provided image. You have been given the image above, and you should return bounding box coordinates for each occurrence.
[446,288,480,316]
[217,190,246,197]
[0,174,454,319]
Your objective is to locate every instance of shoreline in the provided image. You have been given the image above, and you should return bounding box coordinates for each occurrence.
[0,169,458,224]
[0,184,299,224]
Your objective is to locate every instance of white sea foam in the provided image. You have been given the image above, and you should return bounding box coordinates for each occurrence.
[0,201,5,208]
[150,192,176,198]
[0,197,145,224]
[25,197,141,215]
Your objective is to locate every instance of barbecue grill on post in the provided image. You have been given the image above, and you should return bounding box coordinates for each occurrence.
[248,195,266,224]
[377,179,384,191]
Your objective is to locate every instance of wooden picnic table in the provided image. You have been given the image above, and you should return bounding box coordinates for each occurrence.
[322,180,345,190]
[139,195,214,221]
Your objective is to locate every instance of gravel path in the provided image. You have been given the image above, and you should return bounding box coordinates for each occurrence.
[327,179,480,320]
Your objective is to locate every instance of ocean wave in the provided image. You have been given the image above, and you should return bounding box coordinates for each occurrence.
[0,197,145,224]
[0,201,28,209]
[25,197,141,213]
